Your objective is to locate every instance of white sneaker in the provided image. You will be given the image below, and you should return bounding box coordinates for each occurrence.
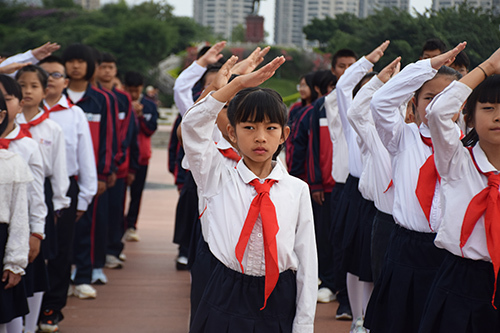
[73,284,97,299]
[124,228,140,242]
[350,317,367,333]
[317,287,336,303]
[105,254,123,269]
[91,268,108,284]
[67,284,74,297]
[118,253,127,261]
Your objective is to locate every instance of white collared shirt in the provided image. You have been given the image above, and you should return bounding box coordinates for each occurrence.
[336,56,374,178]
[17,110,70,211]
[0,150,32,275]
[44,96,97,211]
[371,59,440,232]
[7,125,47,236]
[347,75,394,214]
[182,93,318,333]
[427,80,496,261]
[173,61,207,117]
[324,90,349,183]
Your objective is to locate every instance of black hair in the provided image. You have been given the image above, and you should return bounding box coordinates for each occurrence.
[0,75,23,101]
[300,72,318,106]
[312,70,337,96]
[90,47,102,65]
[353,72,378,98]
[414,66,461,103]
[124,71,144,87]
[421,38,447,56]
[197,63,222,88]
[0,89,8,137]
[197,46,211,59]
[38,55,65,68]
[227,87,288,157]
[15,64,49,89]
[462,74,500,147]
[452,51,470,70]
[61,44,95,81]
[331,49,358,69]
[101,52,117,64]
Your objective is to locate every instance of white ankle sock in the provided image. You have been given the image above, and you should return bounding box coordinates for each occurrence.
[25,292,44,333]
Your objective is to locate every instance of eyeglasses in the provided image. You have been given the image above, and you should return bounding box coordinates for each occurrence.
[296,84,308,91]
[47,72,65,79]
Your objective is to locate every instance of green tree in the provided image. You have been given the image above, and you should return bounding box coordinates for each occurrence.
[231,24,246,43]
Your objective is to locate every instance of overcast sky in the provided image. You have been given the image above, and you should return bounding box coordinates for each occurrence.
[101,0,433,44]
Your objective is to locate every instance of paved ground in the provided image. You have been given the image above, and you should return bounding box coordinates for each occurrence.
[60,147,352,333]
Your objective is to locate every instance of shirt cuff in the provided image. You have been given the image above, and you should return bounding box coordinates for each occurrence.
[3,264,25,276]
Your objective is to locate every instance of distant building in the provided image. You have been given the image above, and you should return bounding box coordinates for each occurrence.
[193,0,255,40]
[432,0,497,13]
[74,0,100,10]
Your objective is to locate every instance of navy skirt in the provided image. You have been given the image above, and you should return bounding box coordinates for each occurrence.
[23,246,49,297]
[371,210,395,284]
[364,225,446,333]
[190,259,297,333]
[418,253,500,333]
[335,175,375,282]
[173,171,199,255]
[0,223,29,324]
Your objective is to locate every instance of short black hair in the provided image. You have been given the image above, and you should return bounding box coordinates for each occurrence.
[0,89,8,136]
[15,64,49,90]
[124,71,144,87]
[452,51,470,70]
[62,44,95,81]
[312,70,337,96]
[0,74,23,101]
[421,38,447,56]
[331,49,358,69]
[353,72,377,98]
[101,52,117,64]
[90,47,102,65]
[38,55,66,76]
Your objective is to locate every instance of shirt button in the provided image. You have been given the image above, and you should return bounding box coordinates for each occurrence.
[257,233,262,237]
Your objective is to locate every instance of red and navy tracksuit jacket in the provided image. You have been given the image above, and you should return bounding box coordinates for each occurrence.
[67,84,114,180]
[136,96,159,166]
[307,96,335,193]
[286,101,314,181]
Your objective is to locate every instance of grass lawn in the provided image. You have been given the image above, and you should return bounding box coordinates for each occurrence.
[260,78,300,106]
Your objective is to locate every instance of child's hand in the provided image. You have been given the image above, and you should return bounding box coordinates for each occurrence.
[211,55,239,90]
[365,40,390,64]
[32,42,60,61]
[2,270,21,289]
[378,57,401,83]
[0,62,31,75]
[197,41,227,68]
[430,42,467,70]
[483,47,500,75]
[28,235,41,263]
[237,56,286,89]
[231,46,271,75]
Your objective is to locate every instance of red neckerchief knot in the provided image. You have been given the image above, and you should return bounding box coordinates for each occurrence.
[19,112,49,138]
[218,147,241,162]
[415,134,440,230]
[461,147,500,309]
[0,128,31,149]
[235,178,279,310]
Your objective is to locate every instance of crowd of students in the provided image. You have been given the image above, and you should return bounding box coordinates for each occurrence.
[170,37,499,333]
[0,42,158,333]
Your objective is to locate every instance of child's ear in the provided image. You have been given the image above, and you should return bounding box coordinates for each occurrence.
[280,125,290,144]
[227,124,237,144]
[64,78,69,88]
[411,96,417,110]
[314,86,321,96]
[0,110,6,123]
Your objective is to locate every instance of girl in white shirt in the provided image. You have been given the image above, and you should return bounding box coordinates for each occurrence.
[0,92,32,332]
[182,56,318,333]
[419,47,500,332]
[365,43,466,333]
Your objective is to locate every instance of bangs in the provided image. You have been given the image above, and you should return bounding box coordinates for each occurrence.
[0,75,22,100]
[227,87,287,127]
[474,75,500,105]
[62,44,95,80]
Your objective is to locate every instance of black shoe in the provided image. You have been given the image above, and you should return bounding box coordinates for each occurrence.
[336,301,353,320]
[39,309,63,332]
[176,256,189,271]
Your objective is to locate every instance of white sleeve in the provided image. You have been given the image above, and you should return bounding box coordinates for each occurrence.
[336,57,374,137]
[75,107,98,211]
[2,50,38,78]
[173,61,207,117]
[4,164,31,275]
[347,75,384,152]
[181,93,227,197]
[371,59,437,155]
[427,81,472,180]
[50,124,71,211]
[27,145,47,236]
[292,183,317,333]
[325,92,349,183]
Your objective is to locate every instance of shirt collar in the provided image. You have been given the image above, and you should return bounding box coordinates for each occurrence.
[419,122,431,138]
[5,124,20,139]
[213,128,234,150]
[44,95,70,110]
[236,158,285,184]
[473,143,499,174]
[16,108,45,124]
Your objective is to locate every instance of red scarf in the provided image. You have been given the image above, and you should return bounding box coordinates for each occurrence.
[218,147,241,163]
[0,128,31,149]
[415,135,440,231]
[461,147,500,309]
[235,179,280,310]
[43,98,73,113]
[19,111,50,138]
